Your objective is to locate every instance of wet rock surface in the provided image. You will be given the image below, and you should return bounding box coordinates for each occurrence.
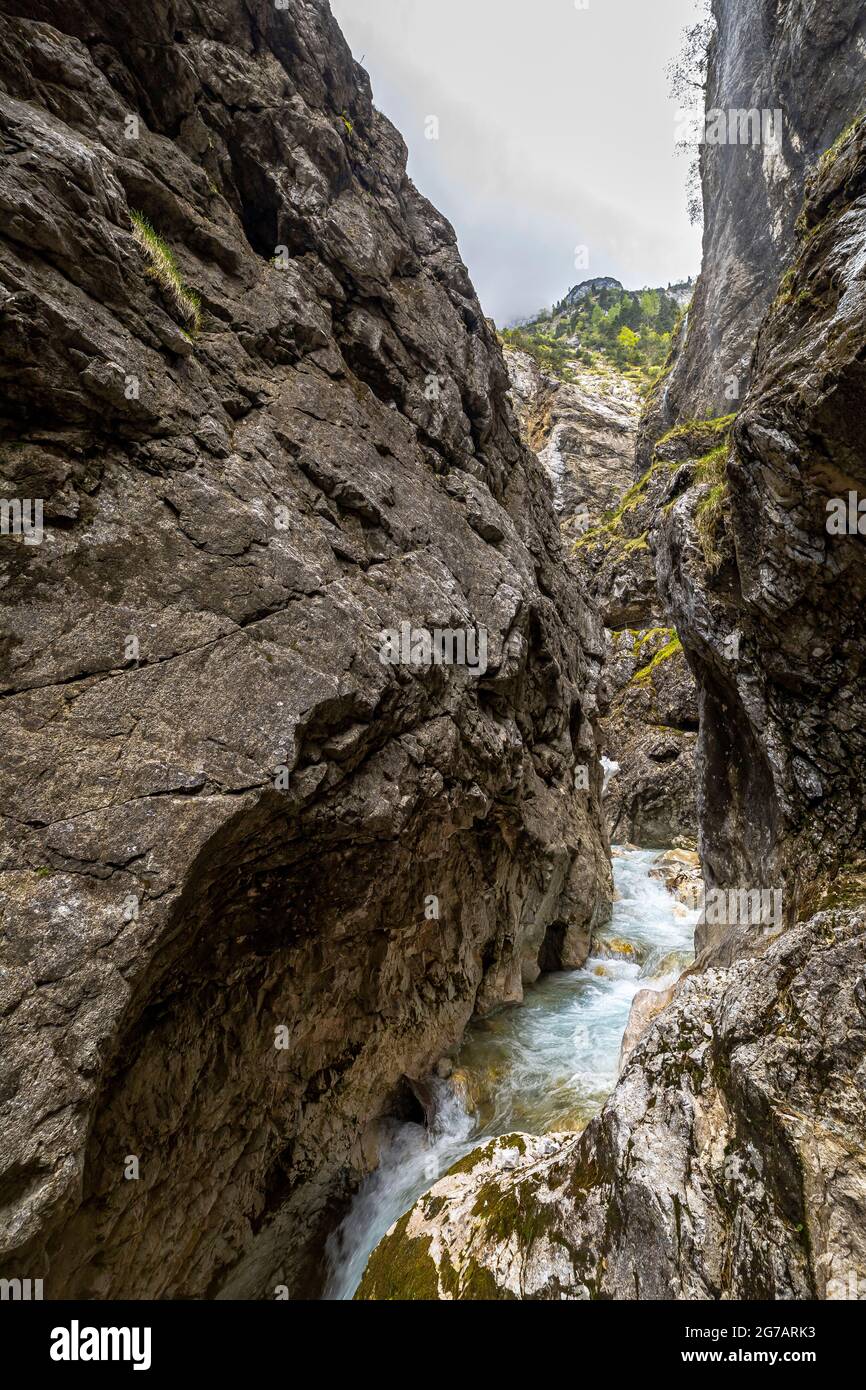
[0,0,611,1297]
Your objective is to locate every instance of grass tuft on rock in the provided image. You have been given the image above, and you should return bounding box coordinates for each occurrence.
[656,413,737,449]
[691,444,729,571]
[130,212,202,333]
[695,482,728,571]
[817,112,866,178]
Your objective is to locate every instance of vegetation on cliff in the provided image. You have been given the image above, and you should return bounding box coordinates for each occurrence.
[500,279,692,389]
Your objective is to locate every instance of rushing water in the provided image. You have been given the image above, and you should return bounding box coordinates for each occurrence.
[324,847,697,1300]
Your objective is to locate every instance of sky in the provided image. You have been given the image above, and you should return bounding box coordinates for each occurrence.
[329,0,704,325]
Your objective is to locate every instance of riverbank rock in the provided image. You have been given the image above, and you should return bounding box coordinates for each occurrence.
[617,984,676,1069]
[0,0,611,1298]
[359,904,866,1300]
[650,848,703,909]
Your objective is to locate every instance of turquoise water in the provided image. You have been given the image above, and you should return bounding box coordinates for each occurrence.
[324,847,697,1299]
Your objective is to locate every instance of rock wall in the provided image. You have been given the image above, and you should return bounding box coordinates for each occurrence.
[504,347,699,846]
[504,348,640,542]
[649,23,866,938]
[640,0,866,461]
[358,1,866,1300]
[0,0,611,1297]
[360,902,866,1301]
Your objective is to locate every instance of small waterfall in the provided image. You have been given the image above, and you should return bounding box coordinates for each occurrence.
[323,1081,474,1301]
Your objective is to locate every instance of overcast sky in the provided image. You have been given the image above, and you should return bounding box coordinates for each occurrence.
[329,0,704,324]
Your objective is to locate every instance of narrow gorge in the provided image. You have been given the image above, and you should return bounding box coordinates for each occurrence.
[0,0,864,1316]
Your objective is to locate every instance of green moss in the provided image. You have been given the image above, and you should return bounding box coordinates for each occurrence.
[799,860,866,917]
[775,263,799,307]
[444,1139,497,1178]
[355,1212,442,1301]
[469,1167,567,1263]
[693,443,727,483]
[130,212,202,333]
[634,624,674,645]
[573,458,671,552]
[695,481,728,571]
[505,1134,527,1156]
[457,1257,513,1300]
[656,413,737,449]
[632,634,683,685]
[817,112,865,178]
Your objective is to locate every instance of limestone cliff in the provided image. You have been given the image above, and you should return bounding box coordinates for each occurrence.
[641,0,866,459]
[651,116,866,944]
[505,346,699,846]
[0,0,610,1297]
[648,3,866,934]
[362,2,866,1301]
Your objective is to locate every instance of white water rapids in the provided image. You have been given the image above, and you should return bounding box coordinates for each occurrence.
[324,847,697,1300]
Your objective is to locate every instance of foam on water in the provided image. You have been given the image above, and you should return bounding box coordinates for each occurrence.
[323,847,697,1300]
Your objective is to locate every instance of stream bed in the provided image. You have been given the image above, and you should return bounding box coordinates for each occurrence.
[324,847,697,1299]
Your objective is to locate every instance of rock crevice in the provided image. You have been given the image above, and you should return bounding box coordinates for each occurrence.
[0,0,610,1297]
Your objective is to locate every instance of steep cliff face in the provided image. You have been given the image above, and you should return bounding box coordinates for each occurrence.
[636,0,866,934]
[601,626,698,848]
[359,3,866,1300]
[641,0,866,462]
[0,0,611,1297]
[359,902,866,1301]
[651,84,866,936]
[504,347,699,846]
[504,348,640,542]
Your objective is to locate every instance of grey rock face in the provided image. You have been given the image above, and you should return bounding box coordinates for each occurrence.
[0,0,611,1297]
[504,348,640,539]
[504,348,699,845]
[653,116,866,933]
[601,627,698,848]
[641,0,866,462]
[359,905,866,1300]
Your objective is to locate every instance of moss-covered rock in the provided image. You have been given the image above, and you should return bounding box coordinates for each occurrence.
[358,910,866,1302]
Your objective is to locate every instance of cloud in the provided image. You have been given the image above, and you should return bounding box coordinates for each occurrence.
[329,0,703,323]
